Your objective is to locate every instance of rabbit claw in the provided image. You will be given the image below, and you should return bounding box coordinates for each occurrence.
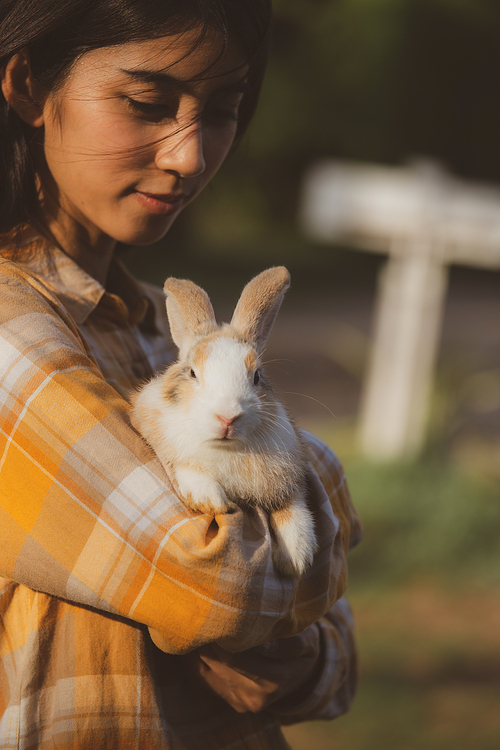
[175,467,233,516]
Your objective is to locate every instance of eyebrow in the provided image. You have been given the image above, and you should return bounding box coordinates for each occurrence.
[119,68,249,94]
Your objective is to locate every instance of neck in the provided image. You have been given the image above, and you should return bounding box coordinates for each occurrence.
[49,220,116,286]
[35,167,118,285]
[40,198,117,286]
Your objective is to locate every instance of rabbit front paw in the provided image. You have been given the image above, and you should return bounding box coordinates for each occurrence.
[175,466,233,516]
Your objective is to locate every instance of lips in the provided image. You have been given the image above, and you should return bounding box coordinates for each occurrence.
[134,190,188,216]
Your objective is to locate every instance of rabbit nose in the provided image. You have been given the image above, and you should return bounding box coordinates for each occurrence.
[216,414,240,429]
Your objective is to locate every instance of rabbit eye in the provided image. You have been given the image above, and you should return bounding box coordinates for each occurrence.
[189,368,197,380]
[253,370,261,385]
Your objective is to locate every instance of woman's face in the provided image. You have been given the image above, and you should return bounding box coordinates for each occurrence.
[40,31,246,248]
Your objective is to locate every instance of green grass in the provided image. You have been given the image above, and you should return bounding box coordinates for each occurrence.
[283,453,500,750]
[345,456,500,590]
[284,675,500,750]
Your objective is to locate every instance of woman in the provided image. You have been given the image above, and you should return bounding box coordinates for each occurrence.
[0,0,363,747]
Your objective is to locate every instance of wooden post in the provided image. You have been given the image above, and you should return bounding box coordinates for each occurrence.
[301,159,500,460]
[360,246,447,458]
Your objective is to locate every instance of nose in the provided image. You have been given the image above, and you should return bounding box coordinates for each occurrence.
[216,414,240,429]
[155,122,206,178]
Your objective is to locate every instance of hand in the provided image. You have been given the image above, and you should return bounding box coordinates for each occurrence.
[191,624,321,714]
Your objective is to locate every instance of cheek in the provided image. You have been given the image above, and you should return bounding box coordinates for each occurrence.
[43,99,153,173]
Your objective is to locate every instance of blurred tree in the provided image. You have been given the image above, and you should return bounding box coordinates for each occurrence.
[394,0,500,182]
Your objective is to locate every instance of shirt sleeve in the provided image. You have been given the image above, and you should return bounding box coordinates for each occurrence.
[268,597,359,725]
[0,262,362,655]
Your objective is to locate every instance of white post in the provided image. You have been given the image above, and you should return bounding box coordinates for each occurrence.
[301,159,500,461]
[360,245,448,459]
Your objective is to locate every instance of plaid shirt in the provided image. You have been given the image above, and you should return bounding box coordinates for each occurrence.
[0,241,363,749]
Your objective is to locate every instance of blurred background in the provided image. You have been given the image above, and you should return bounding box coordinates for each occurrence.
[124,1,500,747]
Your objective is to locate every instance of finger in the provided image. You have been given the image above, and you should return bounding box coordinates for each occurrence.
[195,654,275,713]
[198,650,269,685]
[198,645,261,677]
[195,659,250,713]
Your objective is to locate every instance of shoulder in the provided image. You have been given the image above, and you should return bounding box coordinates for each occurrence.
[301,429,364,552]
[0,257,89,354]
[0,256,63,312]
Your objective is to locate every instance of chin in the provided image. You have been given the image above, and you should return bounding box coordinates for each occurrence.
[113,216,178,246]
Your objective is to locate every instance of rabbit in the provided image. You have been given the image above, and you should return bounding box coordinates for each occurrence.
[130,266,317,577]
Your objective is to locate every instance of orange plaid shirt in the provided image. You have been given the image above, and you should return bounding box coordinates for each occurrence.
[0,241,362,749]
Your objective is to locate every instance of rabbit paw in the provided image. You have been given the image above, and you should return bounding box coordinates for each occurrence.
[270,496,317,577]
[175,466,233,516]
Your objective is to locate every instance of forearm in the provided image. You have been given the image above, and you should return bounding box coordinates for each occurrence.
[269,597,359,724]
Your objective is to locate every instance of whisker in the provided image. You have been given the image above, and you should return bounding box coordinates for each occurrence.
[280,392,337,419]
[261,358,297,367]
[261,358,298,378]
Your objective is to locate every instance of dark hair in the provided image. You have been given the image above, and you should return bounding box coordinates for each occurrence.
[0,0,272,239]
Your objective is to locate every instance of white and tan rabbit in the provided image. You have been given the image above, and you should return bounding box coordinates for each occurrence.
[130,266,317,577]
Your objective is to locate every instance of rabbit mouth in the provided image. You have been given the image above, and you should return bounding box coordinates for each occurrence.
[216,433,236,442]
[211,432,242,446]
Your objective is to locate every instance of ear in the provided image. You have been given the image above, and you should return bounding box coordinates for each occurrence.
[164,277,217,353]
[1,49,44,127]
[230,266,290,352]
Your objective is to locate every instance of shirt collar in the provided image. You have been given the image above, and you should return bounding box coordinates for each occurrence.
[15,239,155,330]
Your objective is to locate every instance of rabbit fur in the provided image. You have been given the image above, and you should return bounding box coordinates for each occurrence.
[130,266,317,577]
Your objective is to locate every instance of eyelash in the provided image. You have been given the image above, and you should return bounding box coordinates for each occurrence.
[125,98,172,119]
[125,97,240,125]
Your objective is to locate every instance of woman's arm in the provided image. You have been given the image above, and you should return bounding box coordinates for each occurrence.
[0,261,362,655]
[191,597,358,721]
[269,597,359,723]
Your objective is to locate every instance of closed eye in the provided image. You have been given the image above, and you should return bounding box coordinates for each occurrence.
[125,97,175,121]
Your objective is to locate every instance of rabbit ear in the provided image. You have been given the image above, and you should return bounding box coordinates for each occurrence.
[163,278,217,351]
[230,267,290,352]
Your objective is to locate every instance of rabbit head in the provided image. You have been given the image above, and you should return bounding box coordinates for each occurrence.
[146,266,292,452]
